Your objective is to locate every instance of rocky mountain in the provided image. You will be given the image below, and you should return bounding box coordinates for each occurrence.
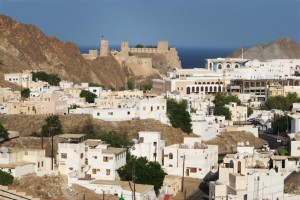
[228,38,300,61]
[0,15,130,88]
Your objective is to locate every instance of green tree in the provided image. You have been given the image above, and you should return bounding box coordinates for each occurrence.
[41,115,63,137]
[89,83,103,87]
[213,93,243,120]
[82,118,98,139]
[80,90,97,103]
[117,156,166,195]
[143,83,152,91]
[127,80,134,90]
[247,107,253,117]
[277,147,288,155]
[21,88,30,99]
[32,71,61,86]
[135,44,144,48]
[214,106,231,120]
[167,99,192,133]
[0,170,14,186]
[262,96,289,111]
[286,92,300,110]
[98,130,134,150]
[0,123,9,138]
[272,115,291,133]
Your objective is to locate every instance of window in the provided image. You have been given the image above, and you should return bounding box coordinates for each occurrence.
[190,168,197,173]
[41,161,44,167]
[218,64,222,69]
[108,112,113,115]
[169,153,173,159]
[61,153,67,159]
[97,113,100,116]
[153,153,157,157]
[103,157,109,162]
[143,107,146,111]
[38,162,40,168]
[106,169,111,175]
[139,137,144,143]
[92,169,97,174]
[93,156,97,159]
[151,106,153,112]
[80,153,84,159]
[127,111,130,115]
[157,106,160,110]
[153,142,157,146]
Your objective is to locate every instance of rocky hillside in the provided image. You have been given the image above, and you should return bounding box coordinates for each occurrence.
[0,15,129,88]
[0,114,189,146]
[228,38,300,61]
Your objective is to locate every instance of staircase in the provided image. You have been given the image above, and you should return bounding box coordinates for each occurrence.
[0,185,40,200]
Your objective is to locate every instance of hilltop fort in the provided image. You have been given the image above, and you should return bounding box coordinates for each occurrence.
[82,40,182,76]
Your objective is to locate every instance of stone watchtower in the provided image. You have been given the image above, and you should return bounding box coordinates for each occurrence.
[100,40,109,57]
[121,41,129,53]
[157,41,169,53]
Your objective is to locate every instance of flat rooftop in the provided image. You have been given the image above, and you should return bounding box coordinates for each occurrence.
[91,180,153,193]
[59,134,86,139]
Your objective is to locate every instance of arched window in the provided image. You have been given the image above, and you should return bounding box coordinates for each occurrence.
[209,63,213,70]
[198,82,201,84]
[202,82,206,85]
[187,87,190,94]
[195,82,197,85]
[238,161,241,173]
[227,64,230,68]
[205,86,208,92]
[196,87,199,93]
[192,87,195,92]
[169,153,173,159]
[229,160,234,168]
[235,64,239,68]
[207,82,210,85]
[218,86,222,91]
[218,64,222,69]
[169,164,173,167]
[209,86,213,92]
[201,87,204,92]
[214,86,217,92]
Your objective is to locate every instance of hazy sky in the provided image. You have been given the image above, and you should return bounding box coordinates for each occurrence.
[0,0,299,47]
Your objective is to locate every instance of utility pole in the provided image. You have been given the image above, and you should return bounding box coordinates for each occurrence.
[132,163,136,200]
[181,154,186,192]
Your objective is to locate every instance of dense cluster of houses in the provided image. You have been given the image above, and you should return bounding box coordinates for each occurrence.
[2,57,300,199]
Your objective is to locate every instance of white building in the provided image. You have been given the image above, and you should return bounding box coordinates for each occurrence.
[288,133,300,156]
[4,72,32,87]
[247,170,284,200]
[191,112,223,141]
[58,134,126,182]
[0,147,48,178]
[163,137,218,179]
[131,131,165,165]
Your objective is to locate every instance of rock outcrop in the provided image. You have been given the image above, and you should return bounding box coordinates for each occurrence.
[228,38,300,61]
[0,15,129,88]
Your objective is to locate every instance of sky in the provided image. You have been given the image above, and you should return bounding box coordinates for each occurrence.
[0,0,299,47]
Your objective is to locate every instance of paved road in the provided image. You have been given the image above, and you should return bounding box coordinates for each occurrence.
[259,131,289,149]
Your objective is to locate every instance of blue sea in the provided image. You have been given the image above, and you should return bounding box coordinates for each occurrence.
[79,45,238,69]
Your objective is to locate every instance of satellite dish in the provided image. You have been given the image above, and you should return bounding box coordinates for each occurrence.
[0,146,8,154]
[240,142,245,147]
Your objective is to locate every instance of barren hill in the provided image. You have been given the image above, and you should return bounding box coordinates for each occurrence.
[228,38,300,61]
[0,15,129,88]
[0,114,188,145]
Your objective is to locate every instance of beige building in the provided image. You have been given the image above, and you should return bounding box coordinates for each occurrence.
[4,92,67,115]
[4,72,32,87]
[225,102,247,122]
[0,87,21,103]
